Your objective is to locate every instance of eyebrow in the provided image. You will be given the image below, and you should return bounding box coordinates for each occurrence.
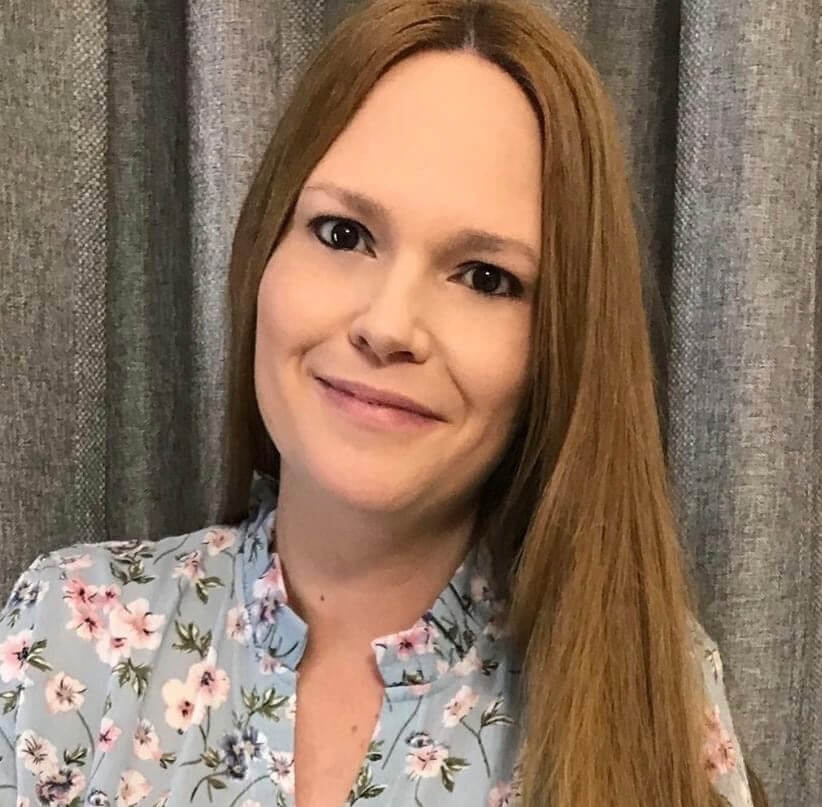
[301,181,540,268]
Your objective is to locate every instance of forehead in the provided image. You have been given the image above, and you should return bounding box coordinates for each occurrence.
[301,50,543,260]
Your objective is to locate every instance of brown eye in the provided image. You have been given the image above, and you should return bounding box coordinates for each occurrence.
[308,215,370,254]
[459,264,522,298]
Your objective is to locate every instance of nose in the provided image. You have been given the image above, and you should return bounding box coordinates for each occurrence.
[347,261,432,365]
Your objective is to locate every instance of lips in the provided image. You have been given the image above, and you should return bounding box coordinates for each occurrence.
[315,375,443,420]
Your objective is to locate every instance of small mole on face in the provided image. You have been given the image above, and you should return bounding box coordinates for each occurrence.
[319,594,325,602]
[350,724,357,733]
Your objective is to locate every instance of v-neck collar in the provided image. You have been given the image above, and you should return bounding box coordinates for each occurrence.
[238,472,504,690]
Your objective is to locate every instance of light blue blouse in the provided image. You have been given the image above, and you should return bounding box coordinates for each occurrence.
[0,474,754,807]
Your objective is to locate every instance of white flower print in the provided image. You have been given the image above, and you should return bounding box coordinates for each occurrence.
[109,598,165,651]
[226,603,251,644]
[97,716,122,751]
[285,692,297,721]
[487,780,516,806]
[66,602,105,642]
[133,719,163,761]
[185,646,230,710]
[203,527,236,555]
[452,646,482,676]
[0,629,34,682]
[60,552,94,570]
[45,672,87,712]
[160,677,205,731]
[16,797,30,807]
[16,729,59,776]
[117,768,152,807]
[172,550,205,582]
[442,684,480,727]
[267,750,296,793]
[471,574,493,603]
[239,801,263,807]
[404,736,450,779]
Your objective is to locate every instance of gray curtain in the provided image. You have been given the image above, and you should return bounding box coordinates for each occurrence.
[1,0,818,803]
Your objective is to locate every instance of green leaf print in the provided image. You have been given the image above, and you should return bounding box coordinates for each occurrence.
[0,685,22,714]
[440,757,469,793]
[172,621,212,658]
[195,576,224,604]
[480,695,514,728]
[347,760,387,803]
[240,685,289,724]
[63,745,88,766]
[112,658,152,696]
[26,638,52,672]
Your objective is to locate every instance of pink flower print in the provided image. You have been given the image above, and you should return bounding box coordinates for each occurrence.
[60,553,94,571]
[258,650,286,675]
[96,630,130,666]
[109,598,165,651]
[487,781,516,807]
[117,768,152,807]
[161,678,205,731]
[203,528,236,555]
[97,717,122,752]
[45,672,87,712]
[0,629,34,682]
[267,750,295,793]
[442,684,480,727]
[16,729,59,776]
[95,583,121,612]
[66,602,105,642]
[253,556,288,603]
[172,550,205,582]
[451,646,482,677]
[404,735,450,780]
[702,704,737,782]
[63,577,98,610]
[391,622,438,661]
[409,682,433,696]
[226,604,251,644]
[35,767,86,806]
[133,719,162,761]
[185,647,230,710]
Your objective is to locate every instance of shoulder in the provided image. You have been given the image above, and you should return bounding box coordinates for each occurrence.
[1,523,245,637]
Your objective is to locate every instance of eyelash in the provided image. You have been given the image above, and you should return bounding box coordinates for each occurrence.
[306,214,524,299]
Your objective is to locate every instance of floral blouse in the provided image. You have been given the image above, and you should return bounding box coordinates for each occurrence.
[0,474,755,807]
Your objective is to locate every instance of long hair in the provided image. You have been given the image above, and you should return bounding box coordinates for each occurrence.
[219,1,766,805]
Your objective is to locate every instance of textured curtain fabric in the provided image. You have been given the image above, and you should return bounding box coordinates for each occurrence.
[0,0,818,802]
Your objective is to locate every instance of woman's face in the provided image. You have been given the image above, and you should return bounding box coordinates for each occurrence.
[254,49,543,516]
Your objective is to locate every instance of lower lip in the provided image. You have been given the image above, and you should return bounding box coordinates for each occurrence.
[316,378,440,429]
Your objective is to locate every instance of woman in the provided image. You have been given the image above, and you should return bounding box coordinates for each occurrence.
[0,0,767,805]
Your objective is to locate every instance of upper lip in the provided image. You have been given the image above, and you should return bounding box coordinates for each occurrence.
[316,374,443,420]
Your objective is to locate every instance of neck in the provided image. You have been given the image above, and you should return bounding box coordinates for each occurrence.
[269,465,477,661]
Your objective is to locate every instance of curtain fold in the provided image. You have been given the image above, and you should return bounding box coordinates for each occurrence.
[1,0,818,802]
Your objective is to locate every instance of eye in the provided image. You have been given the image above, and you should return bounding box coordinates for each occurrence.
[457,263,523,299]
[308,215,372,255]
[307,214,524,299]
